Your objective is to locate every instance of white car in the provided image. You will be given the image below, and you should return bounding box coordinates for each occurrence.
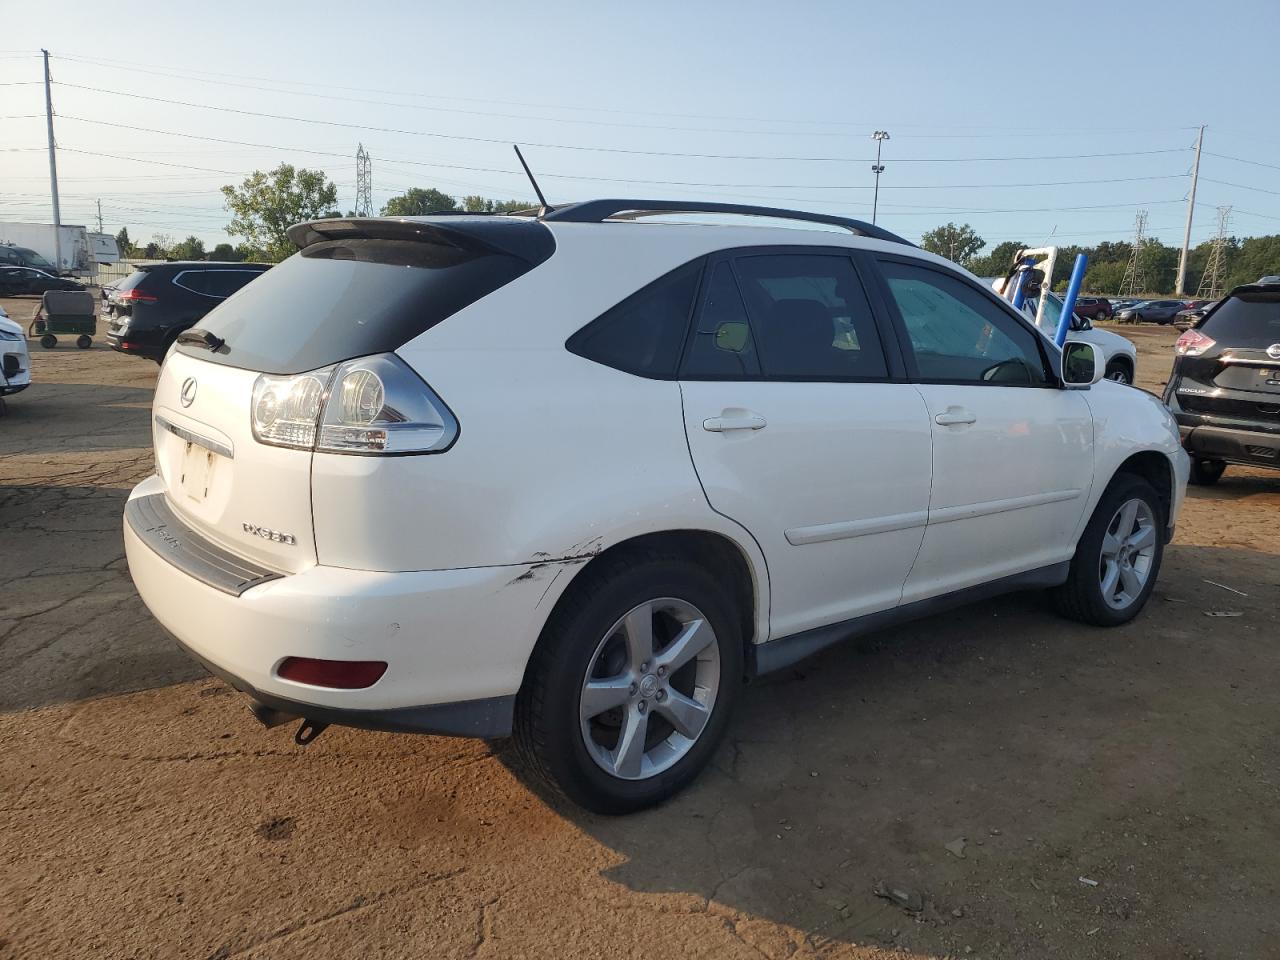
[0,305,32,405]
[124,201,1189,813]
[1022,292,1138,385]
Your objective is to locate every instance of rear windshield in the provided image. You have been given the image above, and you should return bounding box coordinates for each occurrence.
[176,236,550,374]
[1201,291,1280,347]
[115,270,151,293]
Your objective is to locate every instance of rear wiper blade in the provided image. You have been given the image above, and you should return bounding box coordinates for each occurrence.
[177,328,225,351]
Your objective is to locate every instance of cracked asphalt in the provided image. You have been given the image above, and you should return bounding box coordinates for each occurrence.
[2,306,1278,960]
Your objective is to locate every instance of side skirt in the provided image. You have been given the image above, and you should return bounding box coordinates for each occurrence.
[748,561,1070,678]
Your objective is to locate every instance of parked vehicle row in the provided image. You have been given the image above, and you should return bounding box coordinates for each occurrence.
[122,201,1190,813]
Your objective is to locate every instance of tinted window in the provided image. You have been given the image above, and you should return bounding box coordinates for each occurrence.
[115,270,152,293]
[879,260,1048,385]
[177,237,545,374]
[173,271,214,295]
[566,260,702,378]
[681,261,761,378]
[205,270,265,298]
[733,254,887,380]
[1200,291,1280,347]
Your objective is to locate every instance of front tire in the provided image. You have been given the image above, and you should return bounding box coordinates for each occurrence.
[1053,475,1165,627]
[513,549,742,814]
[1104,360,1133,385]
[40,334,56,349]
[1190,458,1226,485]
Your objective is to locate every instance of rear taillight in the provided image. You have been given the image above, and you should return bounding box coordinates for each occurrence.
[116,289,158,303]
[1175,329,1216,357]
[277,657,387,689]
[251,353,458,456]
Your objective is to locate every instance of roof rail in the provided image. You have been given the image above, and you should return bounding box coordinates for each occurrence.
[541,199,914,246]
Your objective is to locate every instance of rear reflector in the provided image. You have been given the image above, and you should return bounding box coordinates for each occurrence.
[277,657,387,689]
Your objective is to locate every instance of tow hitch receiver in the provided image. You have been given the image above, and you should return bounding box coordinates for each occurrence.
[294,719,330,746]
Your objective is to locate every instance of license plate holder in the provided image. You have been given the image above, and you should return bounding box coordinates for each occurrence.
[180,440,217,502]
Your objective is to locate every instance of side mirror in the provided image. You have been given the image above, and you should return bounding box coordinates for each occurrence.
[1062,340,1105,388]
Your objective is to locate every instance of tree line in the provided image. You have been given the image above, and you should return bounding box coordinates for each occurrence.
[920,221,1280,296]
[111,163,1279,292]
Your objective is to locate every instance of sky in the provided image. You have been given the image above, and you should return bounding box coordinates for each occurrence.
[3,0,1279,253]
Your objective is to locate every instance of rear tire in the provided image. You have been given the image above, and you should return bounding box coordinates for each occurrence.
[513,548,742,814]
[1052,475,1165,627]
[76,335,92,349]
[40,334,56,349]
[1190,458,1226,485]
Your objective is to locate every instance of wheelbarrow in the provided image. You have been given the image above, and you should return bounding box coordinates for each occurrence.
[30,288,97,349]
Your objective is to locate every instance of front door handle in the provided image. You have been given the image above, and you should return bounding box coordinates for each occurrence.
[704,410,767,432]
[934,406,977,427]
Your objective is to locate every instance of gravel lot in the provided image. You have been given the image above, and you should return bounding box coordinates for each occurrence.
[2,301,1277,960]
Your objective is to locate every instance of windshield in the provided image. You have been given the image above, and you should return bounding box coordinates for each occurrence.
[16,247,53,269]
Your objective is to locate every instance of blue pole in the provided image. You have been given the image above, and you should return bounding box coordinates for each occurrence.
[1009,269,1029,310]
[1055,253,1088,347]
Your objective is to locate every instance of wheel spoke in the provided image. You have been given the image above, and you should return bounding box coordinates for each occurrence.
[656,689,711,740]
[1126,524,1155,552]
[1101,530,1123,559]
[580,676,632,720]
[1119,564,1143,599]
[1101,560,1121,600]
[611,708,648,778]
[622,603,655,671]
[1117,500,1140,539]
[655,618,714,674]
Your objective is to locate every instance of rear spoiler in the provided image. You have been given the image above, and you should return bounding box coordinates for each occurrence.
[286,217,555,266]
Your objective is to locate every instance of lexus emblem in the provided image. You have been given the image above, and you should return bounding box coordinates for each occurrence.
[1267,343,1280,360]
[180,377,197,407]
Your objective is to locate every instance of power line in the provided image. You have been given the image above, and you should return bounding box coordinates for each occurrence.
[1203,151,1280,172]
[52,83,1192,165]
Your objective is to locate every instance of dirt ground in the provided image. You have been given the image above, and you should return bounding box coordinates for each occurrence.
[2,302,1277,960]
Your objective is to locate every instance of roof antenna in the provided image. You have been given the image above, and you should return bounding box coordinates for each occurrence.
[513,144,553,215]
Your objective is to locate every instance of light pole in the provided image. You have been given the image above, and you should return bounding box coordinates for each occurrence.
[871,130,890,225]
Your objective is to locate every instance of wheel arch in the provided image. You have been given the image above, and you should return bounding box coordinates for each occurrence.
[1111,450,1174,527]
[520,527,765,691]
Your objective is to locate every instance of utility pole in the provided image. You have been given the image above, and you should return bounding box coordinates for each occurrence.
[355,143,372,218]
[1196,206,1231,300]
[1121,210,1150,297]
[871,130,890,225]
[1175,125,1204,296]
[42,49,62,274]
[96,199,103,234]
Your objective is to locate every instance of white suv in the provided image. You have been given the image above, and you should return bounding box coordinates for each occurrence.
[124,201,1189,813]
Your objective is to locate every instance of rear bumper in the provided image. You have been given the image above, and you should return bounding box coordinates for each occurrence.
[1179,423,1280,469]
[123,475,556,738]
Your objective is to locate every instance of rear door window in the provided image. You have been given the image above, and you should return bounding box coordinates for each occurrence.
[732,253,888,380]
[204,270,265,298]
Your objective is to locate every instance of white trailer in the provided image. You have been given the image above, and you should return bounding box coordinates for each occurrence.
[0,222,95,277]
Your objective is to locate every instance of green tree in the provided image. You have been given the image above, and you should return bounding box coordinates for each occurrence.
[209,242,242,262]
[222,164,339,262]
[1225,235,1280,290]
[143,234,174,259]
[115,227,136,257]
[170,235,206,261]
[967,239,1027,278]
[921,222,985,266]
[382,188,457,217]
[461,195,532,214]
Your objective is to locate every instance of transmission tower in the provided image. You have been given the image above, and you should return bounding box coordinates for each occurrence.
[1121,210,1150,296]
[355,143,372,217]
[1196,206,1232,300]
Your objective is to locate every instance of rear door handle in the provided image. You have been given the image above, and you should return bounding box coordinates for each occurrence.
[934,406,977,427]
[703,412,767,433]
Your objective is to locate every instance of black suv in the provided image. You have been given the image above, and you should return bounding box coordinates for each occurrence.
[105,262,271,362]
[1165,282,1280,484]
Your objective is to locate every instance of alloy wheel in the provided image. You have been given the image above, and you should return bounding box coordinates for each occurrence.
[1098,498,1157,610]
[578,597,721,781]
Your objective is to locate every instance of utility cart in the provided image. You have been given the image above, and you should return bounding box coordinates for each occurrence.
[30,288,97,349]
